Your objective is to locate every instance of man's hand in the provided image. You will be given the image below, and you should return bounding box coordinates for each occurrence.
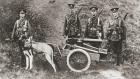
[107,28,111,31]
[10,36,14,41]
[122,39,127,47]
[91,28,97,31]
[122,39,126,44]
[5,37,14,42]
[11,35,13,39]
[63,35,67,38]
[77,33,81,37]
[77,38,82,42]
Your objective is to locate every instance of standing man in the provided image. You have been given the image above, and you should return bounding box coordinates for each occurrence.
[11,10,31,68]
[63,1,81,39]
[106,7,126,66]
[85,5,103,47]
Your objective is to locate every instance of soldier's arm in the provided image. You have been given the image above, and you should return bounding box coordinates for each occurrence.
[63,16,68,36]
[85,18,90,37]
[76,15,81,36]
[99,19,104,38]
[121,20,126,40]
[103,19,110,39]
[87,18,91,27]
[27,20,32,37]
[97,18,103,31]
[11,21,17,39]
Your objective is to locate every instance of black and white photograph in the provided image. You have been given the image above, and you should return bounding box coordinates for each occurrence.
[0,0,140,79]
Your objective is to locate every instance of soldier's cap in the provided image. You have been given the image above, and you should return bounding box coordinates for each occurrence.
[20,10,26,14]
[68,4,75,9]
[68,3,75,6]
[89,5,98,10]
[111,7,119,13]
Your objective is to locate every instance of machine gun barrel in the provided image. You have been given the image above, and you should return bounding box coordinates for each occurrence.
[68,38,103,42]
[83,38,103,42]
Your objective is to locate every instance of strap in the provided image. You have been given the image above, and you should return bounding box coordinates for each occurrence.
[16,20,20,28]
[16,19,28,28]
[24,20,28,27]
[97,17,100,26]
[119,18,122,28]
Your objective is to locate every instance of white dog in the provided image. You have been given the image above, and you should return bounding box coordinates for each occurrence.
[23,36,61,72]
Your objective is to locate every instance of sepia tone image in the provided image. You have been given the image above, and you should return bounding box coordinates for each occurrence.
[0,0,140,79]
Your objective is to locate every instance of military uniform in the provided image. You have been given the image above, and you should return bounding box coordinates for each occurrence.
[85,16,103,39]
[85,5,103,39]
[12,18,31,41]
[63,1,82,39]
[11,10,31,67]
[64,12,81,38]
[85,6,103,47]
[11,10,31,41]
[106,7,126,65]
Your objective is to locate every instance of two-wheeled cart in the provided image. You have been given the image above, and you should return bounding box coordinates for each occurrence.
[64,37,108,72]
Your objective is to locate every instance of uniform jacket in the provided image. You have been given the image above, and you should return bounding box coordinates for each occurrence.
[11,18,31,40]
[104,16,126,41]
[63,11,81,37]
[85,16,103,38]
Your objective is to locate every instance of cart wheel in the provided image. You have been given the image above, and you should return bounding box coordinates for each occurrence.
[67,49,91,72]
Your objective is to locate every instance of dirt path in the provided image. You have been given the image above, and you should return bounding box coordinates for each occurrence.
[76,69,126,79]
[99,69,125,79]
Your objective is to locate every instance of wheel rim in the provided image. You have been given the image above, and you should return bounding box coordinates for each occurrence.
[67,49,91,72]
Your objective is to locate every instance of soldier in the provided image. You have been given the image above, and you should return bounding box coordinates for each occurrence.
[105,7,126,66]
[85,5,103,39]
[85,5,103,47]
[63,1,81,39]
[11,10,31,68]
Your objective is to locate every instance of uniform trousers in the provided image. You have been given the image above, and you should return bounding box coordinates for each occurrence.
[109,40,122,65]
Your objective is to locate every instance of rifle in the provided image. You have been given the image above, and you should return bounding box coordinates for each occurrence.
[122,12,128,40]
[76,7,82,16]
[5,38,15,44]
[96,7,104,38]
[97,7,104,18]
[122,13,136,64]
[122,13,128,49]
[63,8,82,48]
[68,7,82,36]
[123,13,129,20]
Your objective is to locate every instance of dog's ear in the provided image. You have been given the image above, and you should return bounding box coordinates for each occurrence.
[29,36,36,43]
